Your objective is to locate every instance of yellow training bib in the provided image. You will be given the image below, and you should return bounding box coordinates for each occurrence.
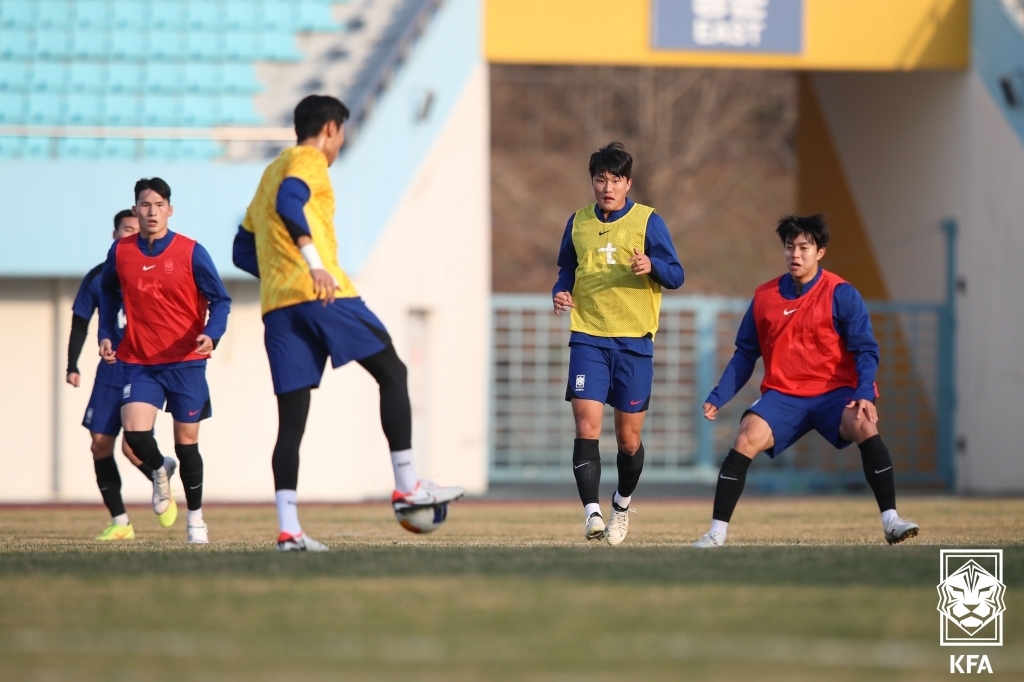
[569,202,662,338]
[241,146,357,315]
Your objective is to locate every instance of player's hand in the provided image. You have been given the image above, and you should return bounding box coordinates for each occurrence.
[99,339,117,364]
[311,269,337,306]
[846,398,878,424]
[195,334,214,355]
[553,291,574,315]
[703,402,718,421]
[628,247,651,275]
[66,372,80,387]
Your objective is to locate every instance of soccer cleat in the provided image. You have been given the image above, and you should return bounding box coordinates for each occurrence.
[276,532,329,552]
[391,480,465,510]
[95,523,135,541]
[605,504,635,546]
[187,522,209,544]
[692,530,726,548]
[583,512,606,541]
[884,517,920,545]
[157,497,178,528]
[152,457,177,517]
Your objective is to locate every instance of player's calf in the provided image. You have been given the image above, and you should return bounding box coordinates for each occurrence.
[175,443,208,543]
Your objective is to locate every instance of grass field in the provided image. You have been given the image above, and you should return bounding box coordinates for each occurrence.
[2,497,1023,681]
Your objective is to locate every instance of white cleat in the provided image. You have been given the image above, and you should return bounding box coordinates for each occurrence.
[605,504,635,546]
[392,480,466,510]
[152,457,176,516]
[884,517,920,545]
[276,532,329,552]
[692,530,726,548]
[186,522,209,544]
[583,512,606,541]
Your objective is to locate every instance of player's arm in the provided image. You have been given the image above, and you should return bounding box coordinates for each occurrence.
[552,215,577,314]
[834,283,880,421]
[704,302,761,420]
[97,242,122,364]
[191,243,232,354]
[631,213,684,289]
[232,212,260,279]
[277,177,336,302]
[66,266,101,386]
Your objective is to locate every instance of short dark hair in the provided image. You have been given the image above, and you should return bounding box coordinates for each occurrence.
[294,95,350,141]
[589,142,633,180]
[776,214,829,249]
[113,209,134,231]
[134,177,171,203]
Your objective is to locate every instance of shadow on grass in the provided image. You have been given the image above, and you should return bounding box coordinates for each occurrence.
[2,545,1022,586]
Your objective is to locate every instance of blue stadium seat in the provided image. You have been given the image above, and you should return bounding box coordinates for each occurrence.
[33,28,71,58]
[30,62,68,92]
[145,62,182,91]
[146,33,186,60]
[111,1,144,30]
[66,93,102,124]
[184,31,223,60]
[264,32,301,61]
[0,28,32,58]
[0,136,25,158]
[151,0,186,31]
[0,93,26,123]
[72,28,108,58]
[183,62,219,92]
[107,62,142,92]
[74,0,109,29]
[37,1,71,29]
[0,0,36,29]
[143,138,177,159]
[28,91,64,124]
[69,62,104,92]
[218,94,260,124]
[181,94,216,126]
[185,1,221,30]
[57,137,101,159]
[104,93,140,125]
[110,29,146,59]
[222,63,261,93]
[224,32,259,61]
[225,0,259,30]
[22,136,53,158]
[177,139,222,160]
[297,3,337,31]
[98,137,137,159]
[142,93,179,125]
[0,62,30,91]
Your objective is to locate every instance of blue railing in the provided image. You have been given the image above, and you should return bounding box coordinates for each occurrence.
[490,222,957,491]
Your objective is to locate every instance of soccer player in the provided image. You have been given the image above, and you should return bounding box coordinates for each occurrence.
[552,142,684,545]
[232,94,464,552]
[99,178,231,545]
[67,210,177,539]
[693,215,920,547]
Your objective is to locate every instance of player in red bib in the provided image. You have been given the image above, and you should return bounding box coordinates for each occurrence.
[99,178,232,544]
[692,215,919,547]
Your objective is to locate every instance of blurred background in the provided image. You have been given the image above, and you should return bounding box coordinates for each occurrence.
[0,0,1022,503]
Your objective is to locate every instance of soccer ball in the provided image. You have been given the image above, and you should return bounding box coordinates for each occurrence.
[394,503,449,534]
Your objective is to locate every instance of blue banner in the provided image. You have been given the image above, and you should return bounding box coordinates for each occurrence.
[653,0,803,54]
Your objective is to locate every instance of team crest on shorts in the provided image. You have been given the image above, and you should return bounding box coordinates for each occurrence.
[123,384,131,399]
[575,375,586,391]
[84,408,93,425]
[937,549,1005,646]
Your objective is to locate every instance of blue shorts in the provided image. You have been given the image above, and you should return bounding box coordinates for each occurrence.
[82,382,123,437]
[263,297,390,395]
[565,343,652,413]
[745,387,858,458]
[122,364,211,423]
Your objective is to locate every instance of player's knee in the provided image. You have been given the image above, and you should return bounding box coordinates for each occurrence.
[847,417,879,443]
[734,430,766,457]
[616,434,641,456]
[90,441,114,459]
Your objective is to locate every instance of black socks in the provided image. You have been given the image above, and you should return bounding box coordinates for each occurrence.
[94,456,125,518]
[614,443,644,507]
[134,461,155,481]
[572,438,601,505]
[175,443,204,511]
[273,388,311,491]
[122,431,164,470]
[712,449,753,523]
[858,435,896,513]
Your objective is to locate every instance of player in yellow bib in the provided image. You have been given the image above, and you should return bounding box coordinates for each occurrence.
[553,143,684,544]
[232,95,464,552]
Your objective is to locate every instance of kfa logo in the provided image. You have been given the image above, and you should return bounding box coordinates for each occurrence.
[575,375,586,391]
[950,654,993,674]
[937,549,1005,646]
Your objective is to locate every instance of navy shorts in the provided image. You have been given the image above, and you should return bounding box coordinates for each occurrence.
[82,382,123,437]
[122,363,211,423]
[565,343,652,413]
[745,387,858,458]
[263,297,390,395]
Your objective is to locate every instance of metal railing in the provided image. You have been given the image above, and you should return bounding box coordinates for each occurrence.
[490,222,957,491]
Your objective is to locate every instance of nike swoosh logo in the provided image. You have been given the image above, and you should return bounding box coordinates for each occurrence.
[783,308,799,316]
[630,399,644,406]
[599,230,610,235]
[720,475,738,480]
[573,463,589,469]
[874,467,892,474]
[189,410,200,416]
[189,484,202,490]
[143,265,155,271]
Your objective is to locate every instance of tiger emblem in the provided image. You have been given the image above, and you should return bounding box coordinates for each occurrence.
[937,559,1006,636]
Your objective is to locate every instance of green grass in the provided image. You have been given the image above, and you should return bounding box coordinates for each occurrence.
[1,498,1023,681]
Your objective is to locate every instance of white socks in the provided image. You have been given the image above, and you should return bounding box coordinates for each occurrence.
[186,508,204,525]
[276,489,301,535]
[613,491,631,509]
[710,519,729,539]
[881,509,898,527]
[391,448,418,492]
[112,513,129,526]
[584,502,601,519]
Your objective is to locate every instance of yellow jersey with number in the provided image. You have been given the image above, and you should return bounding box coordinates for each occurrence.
[569,202,662,338]
[241,146,357,315]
